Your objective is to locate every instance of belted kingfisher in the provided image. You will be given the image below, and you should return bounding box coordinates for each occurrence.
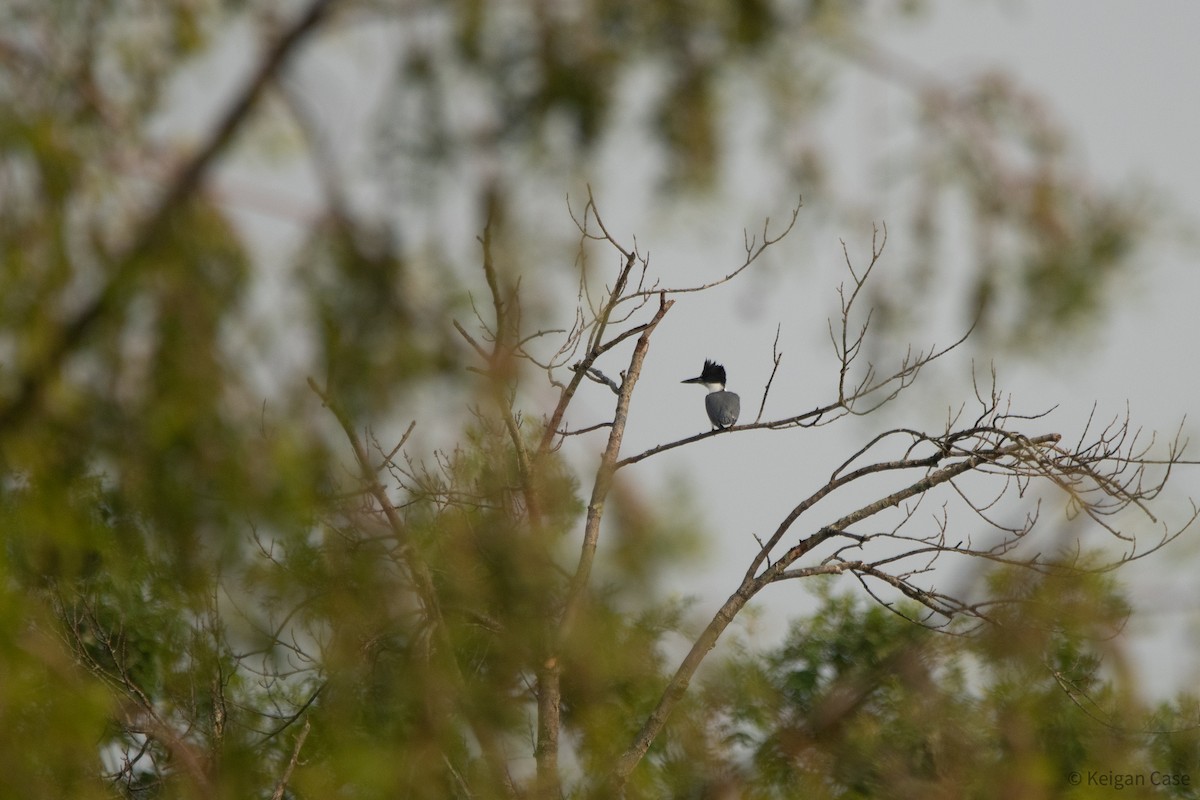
[681,359,740,430]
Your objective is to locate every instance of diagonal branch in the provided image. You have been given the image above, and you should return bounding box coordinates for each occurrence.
[0,0,338,437]
[536,235,641,455]
[610,432,1063,790]
[560,293,673,638]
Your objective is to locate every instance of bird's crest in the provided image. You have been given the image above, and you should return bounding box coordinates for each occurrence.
[698,360,727,385]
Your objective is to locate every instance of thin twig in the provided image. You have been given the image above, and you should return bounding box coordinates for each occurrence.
[270,718,312,800]
[755,324,784,423]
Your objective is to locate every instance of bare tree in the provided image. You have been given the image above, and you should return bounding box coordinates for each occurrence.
[43,189,1194,799]
[295,193,1196,797]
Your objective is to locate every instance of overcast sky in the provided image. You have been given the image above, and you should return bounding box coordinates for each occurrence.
[865,0,1200,698]
[595,0,1200,699]
[197,1,1200,700]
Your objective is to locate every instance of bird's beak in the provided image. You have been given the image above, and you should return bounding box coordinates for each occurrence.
[681,376,704,384]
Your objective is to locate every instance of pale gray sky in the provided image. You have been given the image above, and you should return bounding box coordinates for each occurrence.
[193,1,1200,700]
[585,0,1200,699]
[892,0,1200,700]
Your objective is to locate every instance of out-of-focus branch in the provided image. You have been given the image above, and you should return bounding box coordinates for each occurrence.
[306,377,442,629]
[306,375,518,797]
[0,0,338,437]
[270,718,311,800]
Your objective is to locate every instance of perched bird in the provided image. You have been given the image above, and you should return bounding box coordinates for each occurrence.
[681,359,740,430]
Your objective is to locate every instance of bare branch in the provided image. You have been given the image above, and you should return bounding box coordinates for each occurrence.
[754,324,784,424]
[626,195,803,299]
[574,364,621,395]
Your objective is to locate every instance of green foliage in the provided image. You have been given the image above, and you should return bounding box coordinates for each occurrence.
[691,577,1200,800]
[0,1,1189,798]
[371,0,1151,348]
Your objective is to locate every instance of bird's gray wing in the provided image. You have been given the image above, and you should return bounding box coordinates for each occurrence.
[726,392,740,426]
[707,391,740,428]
